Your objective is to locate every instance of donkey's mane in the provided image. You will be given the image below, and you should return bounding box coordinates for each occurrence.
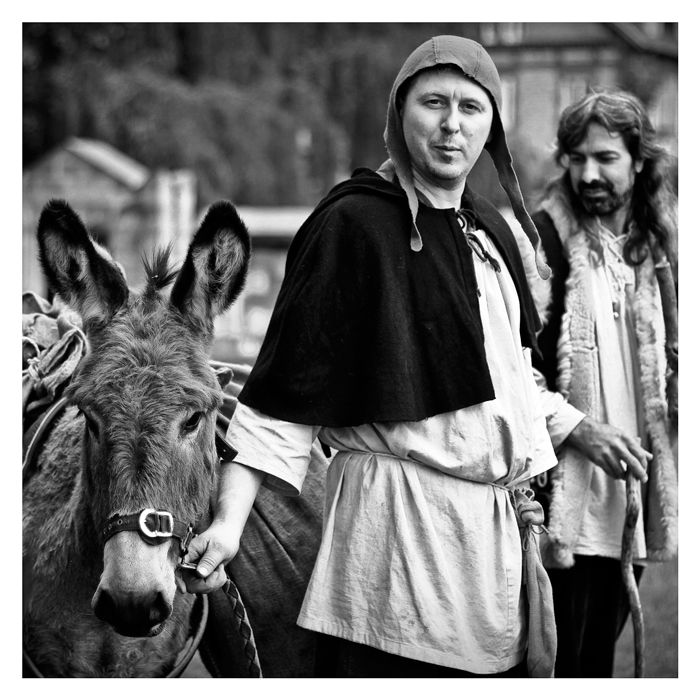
[141,246,179,298]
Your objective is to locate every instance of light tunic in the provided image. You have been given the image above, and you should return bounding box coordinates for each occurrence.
[537,225,647,560]
[228,227,556,673]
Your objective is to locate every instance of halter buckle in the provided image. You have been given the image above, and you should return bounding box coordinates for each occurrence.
[138,508,174,539]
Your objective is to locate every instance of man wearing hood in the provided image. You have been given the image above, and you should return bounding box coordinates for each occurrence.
[183,36,558,677]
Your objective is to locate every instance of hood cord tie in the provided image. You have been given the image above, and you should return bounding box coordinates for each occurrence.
[457,210,502,274]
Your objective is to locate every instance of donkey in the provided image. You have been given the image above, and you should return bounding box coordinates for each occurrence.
[23,199,251,677]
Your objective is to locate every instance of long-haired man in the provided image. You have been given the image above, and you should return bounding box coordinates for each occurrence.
[531,88,678,677]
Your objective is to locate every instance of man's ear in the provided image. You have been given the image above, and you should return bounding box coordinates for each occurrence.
[634,159,644,174]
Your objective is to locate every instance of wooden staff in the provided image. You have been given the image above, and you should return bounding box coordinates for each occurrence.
[621,471,645,677]
[620,240,678,678]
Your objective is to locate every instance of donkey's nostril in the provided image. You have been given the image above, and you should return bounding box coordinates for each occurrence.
[149,591,172,628]
[92,587,172,637]
[92,587,118,626]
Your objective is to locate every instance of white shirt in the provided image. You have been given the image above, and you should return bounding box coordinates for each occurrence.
[537,226,647,560]
[228,227,557,673]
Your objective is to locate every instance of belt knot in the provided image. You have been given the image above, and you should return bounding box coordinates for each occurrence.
[511,487,548,549]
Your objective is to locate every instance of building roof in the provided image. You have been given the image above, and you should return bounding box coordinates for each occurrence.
[606,23,678,58]
[63,137,150,190]
[483,22,677,59]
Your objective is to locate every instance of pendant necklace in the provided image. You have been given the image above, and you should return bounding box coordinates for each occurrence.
[600,225,633,320]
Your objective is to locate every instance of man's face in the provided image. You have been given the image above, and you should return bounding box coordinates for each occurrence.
[401,67,494,192]
[566,122,643,216]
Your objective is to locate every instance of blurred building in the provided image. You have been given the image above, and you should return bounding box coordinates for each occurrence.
[470,21,678,206]
[212,206,311,365]
[22,137,196,295]
[22,23,677,366]
[211,22,679,365]
[22,138,311,365]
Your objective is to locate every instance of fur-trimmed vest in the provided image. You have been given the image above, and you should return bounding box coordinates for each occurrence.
[528,184,678,569]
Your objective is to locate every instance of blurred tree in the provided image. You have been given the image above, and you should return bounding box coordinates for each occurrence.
[23,22,482,207]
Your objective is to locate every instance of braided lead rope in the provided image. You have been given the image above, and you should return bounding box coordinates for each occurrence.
[166,594,209,678]
[621,472,645,678]
[221,577,263,678]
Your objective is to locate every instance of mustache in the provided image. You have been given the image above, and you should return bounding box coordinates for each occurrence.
[579,180,613,194]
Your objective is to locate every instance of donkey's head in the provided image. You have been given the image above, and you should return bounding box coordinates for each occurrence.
[37,200,250,637]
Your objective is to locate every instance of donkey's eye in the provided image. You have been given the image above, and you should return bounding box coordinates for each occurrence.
[183,411,203,433]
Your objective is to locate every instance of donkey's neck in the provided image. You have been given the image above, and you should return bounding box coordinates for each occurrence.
[33,465,103,583]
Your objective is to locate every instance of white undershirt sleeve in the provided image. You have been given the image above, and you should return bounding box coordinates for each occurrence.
[533,367,586,450]
[226,401,320,496]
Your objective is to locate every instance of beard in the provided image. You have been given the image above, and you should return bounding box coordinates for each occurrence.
[577,180,633,216]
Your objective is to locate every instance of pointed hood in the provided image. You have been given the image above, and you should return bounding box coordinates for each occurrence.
[381,34,550,279]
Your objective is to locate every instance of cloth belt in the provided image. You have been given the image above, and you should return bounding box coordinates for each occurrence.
[511,487,557,678]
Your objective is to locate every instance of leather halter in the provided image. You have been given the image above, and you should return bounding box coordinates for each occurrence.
[100,508,195,556]
[23,373,249,677]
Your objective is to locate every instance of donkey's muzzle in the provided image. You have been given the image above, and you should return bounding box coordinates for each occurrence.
[93,586,173,637]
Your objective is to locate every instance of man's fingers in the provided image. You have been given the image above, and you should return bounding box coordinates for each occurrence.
[178,525,240,591]
[626,437,653,465]
[181,535,207,565]
[202,565,227,589]
[603,454,626,479]
[622,457,648,482]
[603,444,647,482]
[181,536,225,577]
[181,564,227,594]
[617,454,648,483]
[187,552,220,579]
[576,419,653,483]
[620,438,650,482]
[633,435,654,461]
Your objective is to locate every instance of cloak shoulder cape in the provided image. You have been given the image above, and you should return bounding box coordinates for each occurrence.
[531,209,569,392]
[238,169,541,427]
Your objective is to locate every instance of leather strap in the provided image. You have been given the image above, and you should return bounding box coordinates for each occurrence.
[22,396,70,485]
[100,509,194,554]
[215,425,238,462]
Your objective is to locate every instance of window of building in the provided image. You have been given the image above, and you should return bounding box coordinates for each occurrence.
[480,23,524,46]
[500,23,524,45]
[641,22,664,40]
[557,75,589,115]
[649,78,678,147]
[663,23,678,39]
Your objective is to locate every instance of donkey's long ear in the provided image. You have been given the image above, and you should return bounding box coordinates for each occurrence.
[37,200,129,329]
[170,201,250,336]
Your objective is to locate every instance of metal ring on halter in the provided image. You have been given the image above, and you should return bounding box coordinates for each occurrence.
[138,508,175,538]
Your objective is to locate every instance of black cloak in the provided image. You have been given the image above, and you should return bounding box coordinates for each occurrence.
[238,169,541,427]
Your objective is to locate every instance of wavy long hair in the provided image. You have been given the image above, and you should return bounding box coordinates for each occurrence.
[546,88,677,271]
